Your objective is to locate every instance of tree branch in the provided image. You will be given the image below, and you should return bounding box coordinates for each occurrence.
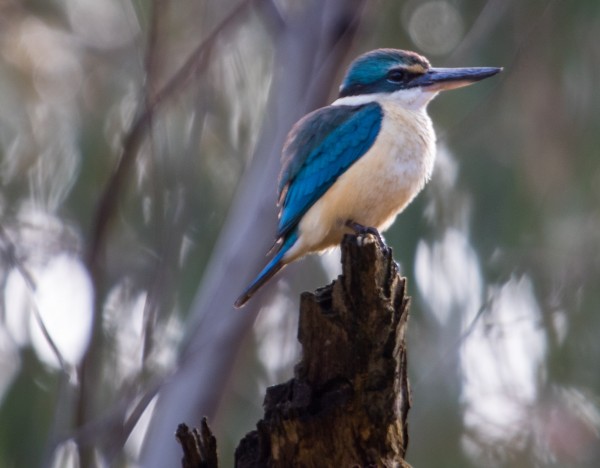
[86,0,259,268]
[141,2,368,465]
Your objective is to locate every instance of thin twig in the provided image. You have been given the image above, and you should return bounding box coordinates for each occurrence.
[139,0,166,369]
[70,376,164,448]
[86,0,260,267]
[412,296,494,391]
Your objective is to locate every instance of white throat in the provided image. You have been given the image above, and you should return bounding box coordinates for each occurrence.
[332,87,439,111]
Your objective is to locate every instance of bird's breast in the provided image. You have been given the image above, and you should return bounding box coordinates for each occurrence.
[287,103,436,260]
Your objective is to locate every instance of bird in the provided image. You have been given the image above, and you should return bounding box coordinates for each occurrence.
[235,48,501,308]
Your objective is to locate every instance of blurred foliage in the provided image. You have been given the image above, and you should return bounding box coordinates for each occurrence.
[0,0,599,467]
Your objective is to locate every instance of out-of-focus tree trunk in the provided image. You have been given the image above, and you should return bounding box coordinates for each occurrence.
[141,2,368,467]
[177,233,412,467]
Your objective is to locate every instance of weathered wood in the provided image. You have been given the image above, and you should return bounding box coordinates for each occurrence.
[176,419,218,468]
[235,233,412,467]
[177,233,412,466]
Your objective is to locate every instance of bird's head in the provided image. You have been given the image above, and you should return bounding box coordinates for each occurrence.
[337,48,501,109]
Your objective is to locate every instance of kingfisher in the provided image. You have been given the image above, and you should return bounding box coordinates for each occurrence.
[235,48,500,308]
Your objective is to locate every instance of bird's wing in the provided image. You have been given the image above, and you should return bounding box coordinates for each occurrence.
[277,102,383,238]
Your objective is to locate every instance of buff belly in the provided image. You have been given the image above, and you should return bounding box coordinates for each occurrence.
[284,103,436,263]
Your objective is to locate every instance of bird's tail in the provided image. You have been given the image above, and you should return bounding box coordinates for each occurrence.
[234,231,298,308]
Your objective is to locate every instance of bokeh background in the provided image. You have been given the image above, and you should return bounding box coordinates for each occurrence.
[1,0,599,467]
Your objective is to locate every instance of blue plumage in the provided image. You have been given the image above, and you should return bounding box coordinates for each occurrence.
[234,103,382,308]
[234,48,501,308]
[277,102,383,237]
[339,49,430,98]
[234,230,298,307]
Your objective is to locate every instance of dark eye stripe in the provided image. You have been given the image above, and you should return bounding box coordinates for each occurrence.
[339,69,425,97]
[387,69,426,86]
[387,70,407,83]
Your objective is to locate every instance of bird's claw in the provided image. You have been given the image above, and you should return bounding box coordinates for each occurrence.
[345,220,387,251]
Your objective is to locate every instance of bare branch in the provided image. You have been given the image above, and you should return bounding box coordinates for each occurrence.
[140,2,369,466]
[86,0,260,268]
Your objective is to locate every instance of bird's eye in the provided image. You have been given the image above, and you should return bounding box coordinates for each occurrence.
[387,69,407,83]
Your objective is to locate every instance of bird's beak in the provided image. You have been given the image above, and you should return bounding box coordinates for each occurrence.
[412,67,502,92]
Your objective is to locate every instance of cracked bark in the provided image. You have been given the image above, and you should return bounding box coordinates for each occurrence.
[178,233,412,467]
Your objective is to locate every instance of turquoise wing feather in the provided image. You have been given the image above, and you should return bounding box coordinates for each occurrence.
[277,102,383,238]
[235,102,382,308]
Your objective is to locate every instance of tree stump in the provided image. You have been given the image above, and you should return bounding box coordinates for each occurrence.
[178,233,412,467]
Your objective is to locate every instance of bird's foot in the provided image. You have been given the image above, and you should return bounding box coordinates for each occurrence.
[345,220,387,251]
